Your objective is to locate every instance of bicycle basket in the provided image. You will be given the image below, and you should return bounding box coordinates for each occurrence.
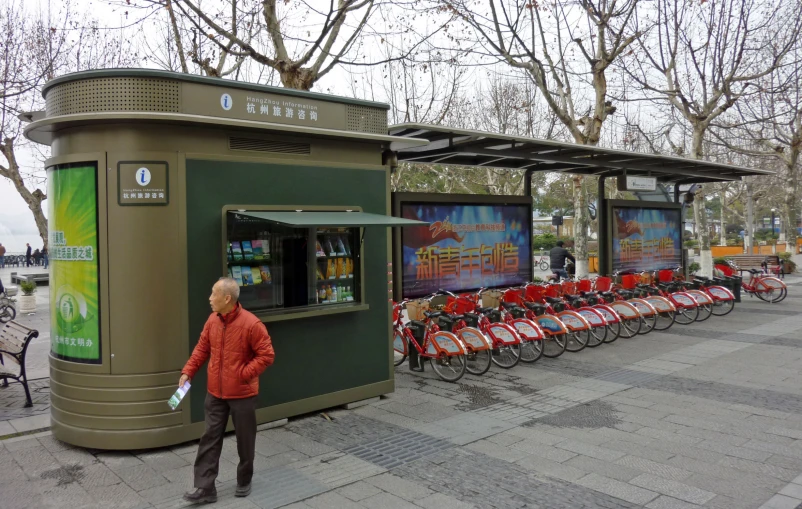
[4,286,17,297]
[561,281,577,295]
[481,290,502,308]
[594,277,612,292]
[545,284,562,298]
[406,300,430,321]
[658,269,675,283]
[524,284,546,303]
[502,288,524,306]
[577,279,592,293]
[620,274,637,289]
[445,295,476,315]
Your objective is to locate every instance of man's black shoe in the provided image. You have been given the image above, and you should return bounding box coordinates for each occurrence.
[183,487,217,504]
[235,483,252,497]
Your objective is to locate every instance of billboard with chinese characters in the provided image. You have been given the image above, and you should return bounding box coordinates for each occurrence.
[47,163,101,363]
[610,202,682,273]
[394,194,532,298]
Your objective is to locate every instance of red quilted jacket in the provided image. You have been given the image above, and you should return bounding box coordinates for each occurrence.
[182,303,275,399]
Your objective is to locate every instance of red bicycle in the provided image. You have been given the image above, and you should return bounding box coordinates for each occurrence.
[392,297,468,382]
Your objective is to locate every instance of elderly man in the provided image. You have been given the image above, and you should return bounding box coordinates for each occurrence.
[180,277,275,504]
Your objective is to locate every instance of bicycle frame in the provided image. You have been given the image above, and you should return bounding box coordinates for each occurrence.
[392,302,466,359]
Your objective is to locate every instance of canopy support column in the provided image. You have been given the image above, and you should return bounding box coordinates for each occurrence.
[598,176,608,276]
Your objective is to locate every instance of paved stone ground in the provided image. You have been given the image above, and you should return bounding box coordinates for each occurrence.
[2,267,802,508]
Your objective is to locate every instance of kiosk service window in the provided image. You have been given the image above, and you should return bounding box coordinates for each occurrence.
[225,211,360,313]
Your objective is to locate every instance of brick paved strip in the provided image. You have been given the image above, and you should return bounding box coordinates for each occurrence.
[639,375,802,415]
[285,412,404,450]
[394,447,640,509]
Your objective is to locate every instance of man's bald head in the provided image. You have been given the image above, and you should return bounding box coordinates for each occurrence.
[209,277,240,314]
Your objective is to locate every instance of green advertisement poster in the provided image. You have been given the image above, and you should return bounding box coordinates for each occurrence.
[48,164,101,363]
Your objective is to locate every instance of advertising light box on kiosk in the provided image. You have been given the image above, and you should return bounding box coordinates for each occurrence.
[392,193,533,300]
[607,199,683,273]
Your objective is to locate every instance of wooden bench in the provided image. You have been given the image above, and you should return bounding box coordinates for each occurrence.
[0,321,38,407]
[728,255,783,279]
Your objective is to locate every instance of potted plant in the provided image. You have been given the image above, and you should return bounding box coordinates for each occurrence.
[778,252,797,274]
[688,262,701,276]
[18,280,36,314]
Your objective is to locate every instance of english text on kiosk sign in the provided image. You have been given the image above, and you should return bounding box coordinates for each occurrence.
[118,162,169,205]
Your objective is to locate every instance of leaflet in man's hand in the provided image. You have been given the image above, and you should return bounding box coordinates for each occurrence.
[168,382,191,410]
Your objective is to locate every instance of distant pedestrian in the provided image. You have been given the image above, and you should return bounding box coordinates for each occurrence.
[179,277,275,504]
[42,247,48,269]
[25,243,32,267]
[33,249,41,266]
[0,243,5,268]
[549,240,575,281]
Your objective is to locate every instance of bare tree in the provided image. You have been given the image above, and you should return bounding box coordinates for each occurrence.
[0,1,137,247]
[440,0,643,276]
[125,0,438,90]
[710,47,802,249]
[623,0,802,275]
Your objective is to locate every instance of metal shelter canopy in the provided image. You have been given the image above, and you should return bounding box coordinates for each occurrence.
[388,123,773,184]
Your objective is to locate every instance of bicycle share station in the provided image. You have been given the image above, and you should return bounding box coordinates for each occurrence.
[20,69,779,449]
[385,125,782,382]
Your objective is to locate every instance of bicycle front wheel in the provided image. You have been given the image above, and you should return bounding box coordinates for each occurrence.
[465,349,492,375]
[491,344,521,369]
[638,315,656,335]
[430,354,467,382]
[674,306,698,324]
[565,329,589,352]
[653,311,675,331]
[620,318,641,338]
[586,325,607,347]
[604,322,621,343]
[695,303,713,321]
[393,330,407,367]
[519,338,543,363]
[710,298,735,315]
[542,334,567,358]
[539,260,550,271]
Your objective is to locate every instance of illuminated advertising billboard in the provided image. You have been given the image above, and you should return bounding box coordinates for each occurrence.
[611,203,682,273]
[395,194,532,298]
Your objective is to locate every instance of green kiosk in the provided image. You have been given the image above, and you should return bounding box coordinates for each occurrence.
[23,69,426,450]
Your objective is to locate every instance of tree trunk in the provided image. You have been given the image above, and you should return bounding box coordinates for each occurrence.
[279,68,314,90]
[691,130,712,276]
[573,176,589,277]
[0,138,48,248]
[783,161,798,250]
[746,181,754,254]
[719,192,727,246]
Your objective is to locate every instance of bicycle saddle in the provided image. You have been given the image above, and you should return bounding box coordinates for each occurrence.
[443,314,465,320]
[424,310,443,319]
[748,269,761,275]
[524,302,547,311]
[409,320,426,329]
[617,290,634,298]
[501,302,520,310]
[563,294,582,301]
[475,306,495,314]
[600,291,615,299]
[545,296,563,304]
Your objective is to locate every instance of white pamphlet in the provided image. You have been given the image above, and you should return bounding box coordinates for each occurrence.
[168,382,191,410]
